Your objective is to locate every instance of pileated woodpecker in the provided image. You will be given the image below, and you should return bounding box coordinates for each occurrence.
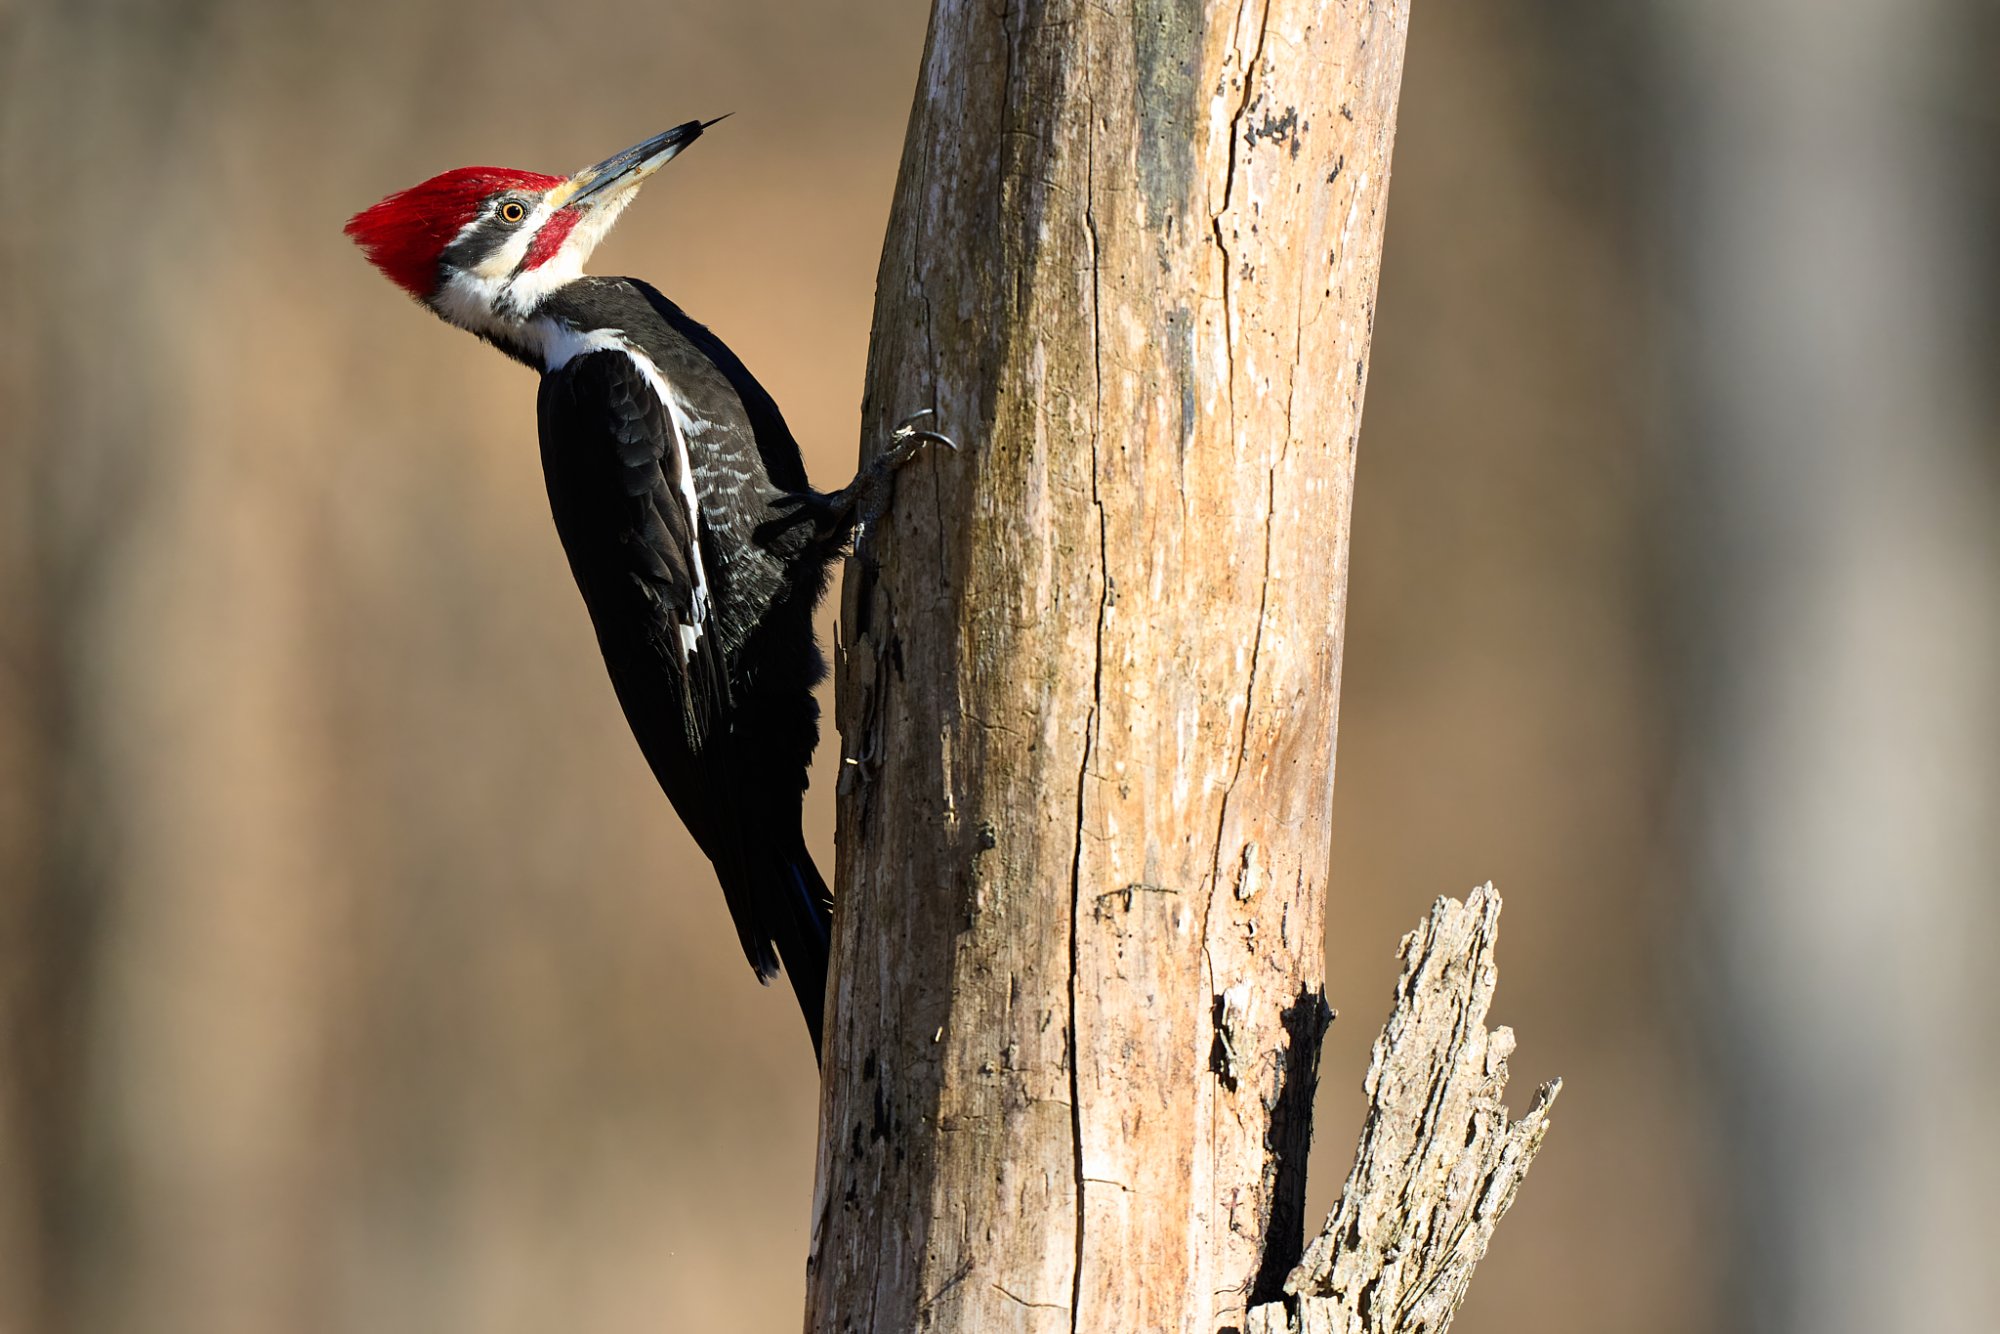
[346,119,947,1060]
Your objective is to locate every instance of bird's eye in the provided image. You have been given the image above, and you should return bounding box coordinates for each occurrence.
[499,201,527,223]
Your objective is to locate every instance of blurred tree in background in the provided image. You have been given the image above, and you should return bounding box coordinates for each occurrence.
[0,2,1992,1333]
[1657,2,2000,1330]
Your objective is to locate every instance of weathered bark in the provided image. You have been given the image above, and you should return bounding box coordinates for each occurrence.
[1246,886,1558,1334]
[810,2,1411,1330]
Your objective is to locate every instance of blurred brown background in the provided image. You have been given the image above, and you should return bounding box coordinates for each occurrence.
[2,2,1994,1332]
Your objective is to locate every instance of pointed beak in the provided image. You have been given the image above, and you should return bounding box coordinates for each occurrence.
[550,116,726,212]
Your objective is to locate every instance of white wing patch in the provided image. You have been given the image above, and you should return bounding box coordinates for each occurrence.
[626,352,712,664]
[534,324,712,665]
[533,321,627,371]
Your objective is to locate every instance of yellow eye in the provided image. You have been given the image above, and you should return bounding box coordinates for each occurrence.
[499,201,526,223]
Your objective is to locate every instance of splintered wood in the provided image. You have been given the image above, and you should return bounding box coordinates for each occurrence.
[1248,886,1559,1334]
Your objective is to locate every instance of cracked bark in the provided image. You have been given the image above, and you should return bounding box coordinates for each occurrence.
[810,3,1414,1331]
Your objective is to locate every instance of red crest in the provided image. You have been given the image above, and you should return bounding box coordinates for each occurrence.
[345,167,564,298]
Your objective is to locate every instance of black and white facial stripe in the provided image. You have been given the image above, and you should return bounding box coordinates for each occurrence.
[436,193,540,279]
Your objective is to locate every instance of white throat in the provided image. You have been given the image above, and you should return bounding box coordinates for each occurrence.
[429,190,641,363]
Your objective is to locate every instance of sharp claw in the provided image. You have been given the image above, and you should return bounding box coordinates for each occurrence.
[890,409,959,455]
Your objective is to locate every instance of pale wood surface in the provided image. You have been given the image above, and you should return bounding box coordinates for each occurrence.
[1248,886,1558,1334]
[808,2,1411,1330]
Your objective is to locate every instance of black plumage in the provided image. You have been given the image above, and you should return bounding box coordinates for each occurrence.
[535,280,846,1059]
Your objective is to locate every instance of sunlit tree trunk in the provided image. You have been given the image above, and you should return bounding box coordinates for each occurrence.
[809,3,1411,1329]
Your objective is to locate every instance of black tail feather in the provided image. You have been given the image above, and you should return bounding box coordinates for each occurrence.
[705,818,830,1062]
[768,850,831,1064]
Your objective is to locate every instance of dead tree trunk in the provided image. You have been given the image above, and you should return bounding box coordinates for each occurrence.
[811,3,1411,1330]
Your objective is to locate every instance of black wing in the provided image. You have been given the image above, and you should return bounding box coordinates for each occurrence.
[535,335,831,1055]
[537,348,727,751]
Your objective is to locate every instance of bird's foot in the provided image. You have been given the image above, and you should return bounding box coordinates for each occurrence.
[813,409,959,551]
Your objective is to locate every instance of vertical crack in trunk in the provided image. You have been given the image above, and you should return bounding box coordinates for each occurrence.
[1066,100,1110,1333]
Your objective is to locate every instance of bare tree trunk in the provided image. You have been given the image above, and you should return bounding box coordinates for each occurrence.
[809,3,1411,1329]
